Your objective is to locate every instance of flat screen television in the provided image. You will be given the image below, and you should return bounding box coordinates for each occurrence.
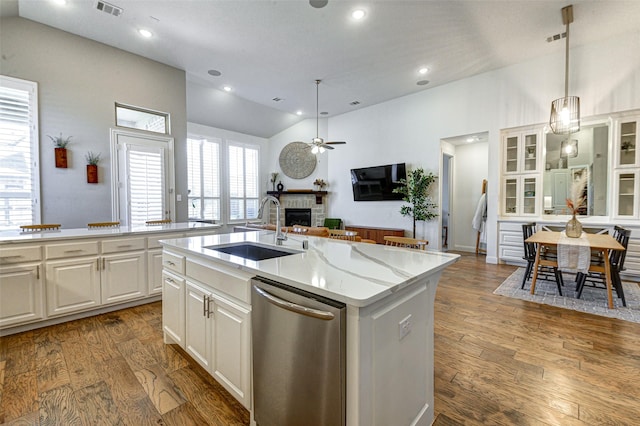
[350,163,406,201]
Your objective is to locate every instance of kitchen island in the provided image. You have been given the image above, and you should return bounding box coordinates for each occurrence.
[161,230,459,426]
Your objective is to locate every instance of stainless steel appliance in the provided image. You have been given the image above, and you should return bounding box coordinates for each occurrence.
[251,277,346,426]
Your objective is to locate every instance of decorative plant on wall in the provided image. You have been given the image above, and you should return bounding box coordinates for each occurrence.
[85,151,101,184]
[393,168,438,238]
[48,133,72,168]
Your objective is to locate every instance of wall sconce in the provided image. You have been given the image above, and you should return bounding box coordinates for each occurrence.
[560,139,578,158]
[549,5,580,134]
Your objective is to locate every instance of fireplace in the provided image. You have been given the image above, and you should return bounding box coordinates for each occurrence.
[285,208,312,226]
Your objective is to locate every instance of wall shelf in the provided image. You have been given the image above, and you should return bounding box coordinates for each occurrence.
[266,190,328,204]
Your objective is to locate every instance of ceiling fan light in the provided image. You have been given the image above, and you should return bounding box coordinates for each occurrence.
[311,146,319,154]
[318,146,325,154]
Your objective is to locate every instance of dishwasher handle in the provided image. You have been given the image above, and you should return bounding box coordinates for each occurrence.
[253,286,335,320]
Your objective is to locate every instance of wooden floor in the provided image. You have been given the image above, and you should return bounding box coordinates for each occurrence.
[1,252,639,425]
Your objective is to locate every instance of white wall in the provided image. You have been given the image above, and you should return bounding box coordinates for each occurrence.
[324,30,640,262]
[1,17,188,227]
[451,142,489,252]
[267,118,329,191]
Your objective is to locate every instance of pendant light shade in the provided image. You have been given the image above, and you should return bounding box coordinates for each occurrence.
[549,5,580,135]
[550,95,580,134]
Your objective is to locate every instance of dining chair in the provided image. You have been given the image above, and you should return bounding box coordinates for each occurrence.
[575,226,631,306]
[329,229,358,241]
[521,222,564,294]
[383,236,428,250]
[20,224,61,231]
[87,221,120,228]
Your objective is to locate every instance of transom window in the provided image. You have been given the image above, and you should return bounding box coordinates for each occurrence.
[115,103,170,134]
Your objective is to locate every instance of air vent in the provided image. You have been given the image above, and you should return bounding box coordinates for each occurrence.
[272,97,283,102]
[546,32,567,43]
[96,1,123,17]
[349,101,360,106]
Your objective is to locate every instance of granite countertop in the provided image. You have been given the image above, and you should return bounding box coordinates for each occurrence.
[0,222,221,244]
[161,230,460,307]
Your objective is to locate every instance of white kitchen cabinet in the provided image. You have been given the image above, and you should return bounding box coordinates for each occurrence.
[148,233,184,295]
[101,251,146,305]
[613,170,639,218]
[162,270,185,346]
[0,263,44,327]
[503,130,540,174]
[616,117,639,167]
[185,280,212,371]
[46,256,101,317]
[210,292,251,409]
[502,175,539,216]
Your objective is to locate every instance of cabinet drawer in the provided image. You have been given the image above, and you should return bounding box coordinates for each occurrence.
[186,258,252,304]
[0,245,42,264]
[46,241,99,259]
[102,237,145,254]
[500,231,523,246]
[148,233,184,249]
[163,251,185,274]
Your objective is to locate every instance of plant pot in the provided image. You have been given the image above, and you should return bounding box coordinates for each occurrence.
[55,147,68,168]
[87,164,98,184]
[565,213,582,238]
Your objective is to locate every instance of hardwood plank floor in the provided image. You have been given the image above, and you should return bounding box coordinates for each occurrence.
[1,252,639,425]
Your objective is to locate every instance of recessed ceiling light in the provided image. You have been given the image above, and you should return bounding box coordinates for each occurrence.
[466,137,475,143]
[296,111,303,116]
[138,29,153,38]
[320,112,329,116]
[207,69,222,77]
[51,0,67,5]
[418,67,429,75]
[223,86,232,92]
[351,9,366,20]
[416,80,430,86]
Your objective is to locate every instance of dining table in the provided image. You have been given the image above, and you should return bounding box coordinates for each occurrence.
[525,230,625,309]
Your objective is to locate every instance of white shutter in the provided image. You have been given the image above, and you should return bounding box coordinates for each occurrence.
[0,76,39,230]
[187,137,221,221]
[127,146,165,225]
[228,142,260,221]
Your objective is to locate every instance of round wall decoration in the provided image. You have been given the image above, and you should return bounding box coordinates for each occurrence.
[278,142,317,179]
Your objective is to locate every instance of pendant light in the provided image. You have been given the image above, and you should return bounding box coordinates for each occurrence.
[549,4,580,134]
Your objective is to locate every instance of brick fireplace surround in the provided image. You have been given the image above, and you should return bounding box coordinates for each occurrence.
[268,193,327,227]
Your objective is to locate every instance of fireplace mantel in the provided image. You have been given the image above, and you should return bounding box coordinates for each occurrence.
[266,190,328,204]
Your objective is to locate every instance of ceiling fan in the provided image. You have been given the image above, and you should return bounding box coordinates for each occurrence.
[302,80,346,154]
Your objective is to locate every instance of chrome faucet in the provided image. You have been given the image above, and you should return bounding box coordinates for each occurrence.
[257,195,287,245]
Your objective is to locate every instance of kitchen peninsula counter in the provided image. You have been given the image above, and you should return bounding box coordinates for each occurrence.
[161,230,459,426]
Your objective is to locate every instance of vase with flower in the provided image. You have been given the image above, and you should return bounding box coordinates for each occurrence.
[313,178,327,191]
[270,172,279,192]
[565,172,588,238]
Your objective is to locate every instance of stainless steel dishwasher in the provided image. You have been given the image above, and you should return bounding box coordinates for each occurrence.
[251,276,346,426]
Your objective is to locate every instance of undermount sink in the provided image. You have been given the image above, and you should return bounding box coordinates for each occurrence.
[205,243,299,261]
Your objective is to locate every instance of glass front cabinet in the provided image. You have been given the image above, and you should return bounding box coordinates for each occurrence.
[617,119,638,167]
[502,175,539,216]
[613,116,640,218]
[502,130,540,174]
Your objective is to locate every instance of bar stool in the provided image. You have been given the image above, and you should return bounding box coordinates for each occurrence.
[20,224,61,231]
[87,221,120,228]
[146,219,172,225]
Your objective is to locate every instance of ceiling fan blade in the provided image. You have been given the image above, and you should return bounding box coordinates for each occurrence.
[324,145,335,150]
[324,141,346,145]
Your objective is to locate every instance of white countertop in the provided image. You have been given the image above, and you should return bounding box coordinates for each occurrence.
[0,222,221,244]
[162,230,460,307]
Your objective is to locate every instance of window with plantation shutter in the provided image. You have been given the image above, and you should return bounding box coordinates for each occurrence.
[228,142,259,221]
[0,76,40,230]
[111,129,174,226]
[187,137,221,221]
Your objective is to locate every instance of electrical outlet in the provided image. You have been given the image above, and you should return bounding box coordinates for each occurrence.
[398,314,412,340]
[176,194,182,201]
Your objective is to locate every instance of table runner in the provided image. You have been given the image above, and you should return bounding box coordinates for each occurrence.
[557,231,590,273]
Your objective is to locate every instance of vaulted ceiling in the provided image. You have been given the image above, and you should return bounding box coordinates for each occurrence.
[4,0,640,137]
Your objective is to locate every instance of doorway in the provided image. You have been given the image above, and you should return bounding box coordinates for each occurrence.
[441,153,453,251]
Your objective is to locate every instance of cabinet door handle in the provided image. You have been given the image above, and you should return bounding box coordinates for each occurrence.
[117,244,132,248]
[36,265,40,279]
[164,277,175,284]
[0,255,22,259]
[165,260,176,266]
[102,258,106,270]
[207,296,213,318]
[203,294,208,317]
[97,258,100,270]
[64,249,84,253]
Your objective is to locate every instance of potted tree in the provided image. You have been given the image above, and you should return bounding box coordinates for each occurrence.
[85,151,101,184]
[393,168,438,238]
[48,133,72,168]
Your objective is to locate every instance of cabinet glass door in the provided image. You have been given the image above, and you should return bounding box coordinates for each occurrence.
[505,136,518,173]
[522,134,538,172]
[503,178,518,215]
[619,121,637,166]
[522,177,537,215]
[616,172,637,217]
